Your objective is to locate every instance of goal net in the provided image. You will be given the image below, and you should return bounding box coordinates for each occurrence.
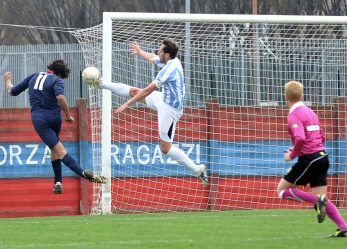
[71,13,347,214]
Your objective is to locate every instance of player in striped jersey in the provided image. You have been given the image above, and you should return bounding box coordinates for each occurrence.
[277,81,347,237]
[99,38,208,186]
[4,59,106,194]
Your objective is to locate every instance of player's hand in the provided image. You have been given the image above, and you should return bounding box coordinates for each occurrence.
[4,72,14,94]
[65,116,75,124]
[130,42,141,55]
[284,149,292,161]
[115,103,129,113]
[3,72,12,82]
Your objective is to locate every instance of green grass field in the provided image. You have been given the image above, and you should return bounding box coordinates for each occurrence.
[0,210,346,249]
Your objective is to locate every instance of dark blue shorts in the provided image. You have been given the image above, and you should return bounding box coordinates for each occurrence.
[31,113,62,150]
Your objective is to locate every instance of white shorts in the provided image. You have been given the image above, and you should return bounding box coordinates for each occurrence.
[145,91,183,142]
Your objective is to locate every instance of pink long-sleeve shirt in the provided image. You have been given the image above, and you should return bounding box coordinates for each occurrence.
[287,101,325,159]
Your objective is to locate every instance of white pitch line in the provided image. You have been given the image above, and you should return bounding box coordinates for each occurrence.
[4,234,328,249]
[7,213,286,224]
[7,239,195,249]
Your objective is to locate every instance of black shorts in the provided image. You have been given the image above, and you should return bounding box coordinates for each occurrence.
[284,151,329,188]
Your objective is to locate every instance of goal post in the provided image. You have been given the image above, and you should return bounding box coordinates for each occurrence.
[101,13,113,214]
[72,13,347,214]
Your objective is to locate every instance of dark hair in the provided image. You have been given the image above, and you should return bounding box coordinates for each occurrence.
[47,59,71,79]
[162,38,179,59]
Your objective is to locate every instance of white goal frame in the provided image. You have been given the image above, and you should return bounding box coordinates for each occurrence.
[101,12,347,214]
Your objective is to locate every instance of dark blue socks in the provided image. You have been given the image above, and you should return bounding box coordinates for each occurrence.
[61,154,84,177]
[51,159,62,183]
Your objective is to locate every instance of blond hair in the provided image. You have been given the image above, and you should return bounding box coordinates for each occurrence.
[285,81,303,102]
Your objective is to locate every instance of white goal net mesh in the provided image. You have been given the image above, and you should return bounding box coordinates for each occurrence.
[71,15,347,214]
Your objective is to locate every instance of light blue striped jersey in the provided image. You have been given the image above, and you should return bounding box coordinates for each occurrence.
[153,57,185,110]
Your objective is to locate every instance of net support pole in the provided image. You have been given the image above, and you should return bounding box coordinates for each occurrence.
[101,13,112,214]
[184,1,192,103]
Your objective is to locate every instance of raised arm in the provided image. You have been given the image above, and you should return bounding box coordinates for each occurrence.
[130,42,158,64]
[115,82,157,113]
[4,71,31,96]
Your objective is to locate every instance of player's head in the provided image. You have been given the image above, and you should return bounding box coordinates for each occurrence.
[284,81,303,103]
[47,59,71,79]
[159,38,179,63]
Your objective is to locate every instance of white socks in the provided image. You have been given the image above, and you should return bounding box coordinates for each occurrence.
[166,146,201,175]
[99,80,131,97]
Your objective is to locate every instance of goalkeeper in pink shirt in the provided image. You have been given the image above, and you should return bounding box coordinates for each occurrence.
[277,80,347,237]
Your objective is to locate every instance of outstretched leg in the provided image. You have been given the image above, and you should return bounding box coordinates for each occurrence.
[98,80,133,97]
[161,140,208,186]
[52,142,107,184]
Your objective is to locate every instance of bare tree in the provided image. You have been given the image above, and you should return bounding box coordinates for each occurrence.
[0,0,101,44]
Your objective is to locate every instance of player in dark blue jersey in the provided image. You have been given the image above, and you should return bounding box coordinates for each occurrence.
[4,59,106,194]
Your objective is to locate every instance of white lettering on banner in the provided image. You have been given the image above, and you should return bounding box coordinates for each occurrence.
[111,144,120,164]
[137,145,150,165]
[123,144,135,164]
[111,143,201,165]
[26,144,39,165]
[0,143,201,166]
[195,144,201,164]
[0,146,7,165]
[0,144,51,166]
[152,145,164,164]
[10,145,22,165]
[41,145,51,164]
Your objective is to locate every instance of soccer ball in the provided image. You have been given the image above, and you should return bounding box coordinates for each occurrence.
[82,66,100,86]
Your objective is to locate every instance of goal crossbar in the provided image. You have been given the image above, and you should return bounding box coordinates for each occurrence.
[104,12,347,24]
